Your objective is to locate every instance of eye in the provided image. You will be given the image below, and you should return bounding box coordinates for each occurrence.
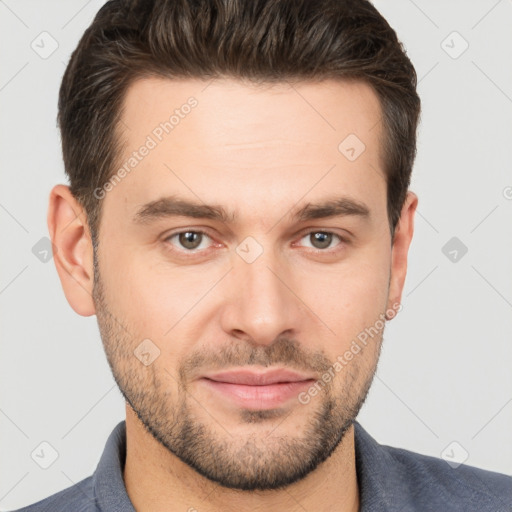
[297,231,344,251]
[165,230,213,252]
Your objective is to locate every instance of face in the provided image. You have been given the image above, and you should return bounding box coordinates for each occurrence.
[89,77,411,490]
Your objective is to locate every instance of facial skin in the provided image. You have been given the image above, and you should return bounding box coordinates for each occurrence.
[48,77,417,512]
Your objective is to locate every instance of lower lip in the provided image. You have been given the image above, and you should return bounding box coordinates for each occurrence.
[200,378,315,409]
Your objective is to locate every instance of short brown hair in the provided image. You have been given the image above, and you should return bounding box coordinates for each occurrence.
[58,0,420,247]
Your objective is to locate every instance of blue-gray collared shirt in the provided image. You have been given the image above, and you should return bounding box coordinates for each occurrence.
[11,420,512,511]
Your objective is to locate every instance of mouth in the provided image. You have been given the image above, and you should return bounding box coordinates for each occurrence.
[198,368,317,410]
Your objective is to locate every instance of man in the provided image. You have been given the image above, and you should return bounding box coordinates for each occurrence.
[13,0,512,511]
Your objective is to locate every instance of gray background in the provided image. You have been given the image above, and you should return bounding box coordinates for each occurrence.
[1,0,511,509]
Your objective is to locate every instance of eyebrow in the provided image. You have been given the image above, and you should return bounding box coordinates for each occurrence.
[133,194,370,225]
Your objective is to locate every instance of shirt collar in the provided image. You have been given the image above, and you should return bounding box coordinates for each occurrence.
[92,420,135,512]
[353,420,411,511]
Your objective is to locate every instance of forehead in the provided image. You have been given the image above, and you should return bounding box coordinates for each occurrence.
[107,76,385,227]
[120,76,382,146]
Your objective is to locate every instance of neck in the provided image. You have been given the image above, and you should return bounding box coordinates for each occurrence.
[123,406,359,512]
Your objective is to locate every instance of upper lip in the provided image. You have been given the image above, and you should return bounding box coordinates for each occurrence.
[201,368,316,386]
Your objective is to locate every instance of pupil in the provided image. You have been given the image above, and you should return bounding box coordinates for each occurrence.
[180,232,201,249]
[312,232,331,249]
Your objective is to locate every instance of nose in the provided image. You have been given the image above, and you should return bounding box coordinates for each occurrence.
[219,246,303,347]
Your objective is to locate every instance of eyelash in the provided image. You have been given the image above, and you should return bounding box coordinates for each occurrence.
[163,229,347,256]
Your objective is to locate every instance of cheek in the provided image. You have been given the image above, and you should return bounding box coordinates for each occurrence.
[106,253,223,354]
[103,232,391,362]
[299,249,391,349]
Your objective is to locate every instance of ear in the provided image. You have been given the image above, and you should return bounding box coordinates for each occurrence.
[386,190,418,315]
[47,184,96,316]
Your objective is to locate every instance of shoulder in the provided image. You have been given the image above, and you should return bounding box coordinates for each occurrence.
[353,421,512,511]
[9,476,99,512]
[383,442,512,510]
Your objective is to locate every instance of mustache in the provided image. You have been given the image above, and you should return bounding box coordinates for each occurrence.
[178,337,332,381]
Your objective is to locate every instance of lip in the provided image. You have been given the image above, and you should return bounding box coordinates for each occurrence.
[199,368,316,410]
[201,368,316,385]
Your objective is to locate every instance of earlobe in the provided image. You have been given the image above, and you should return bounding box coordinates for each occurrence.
[386,190,418,315]
[47,184,96,317]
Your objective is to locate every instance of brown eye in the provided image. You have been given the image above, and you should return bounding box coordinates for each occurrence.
[165,231,212,252]
[297,231,344,251]
[178,231,203,250]
[310,232,332,249]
